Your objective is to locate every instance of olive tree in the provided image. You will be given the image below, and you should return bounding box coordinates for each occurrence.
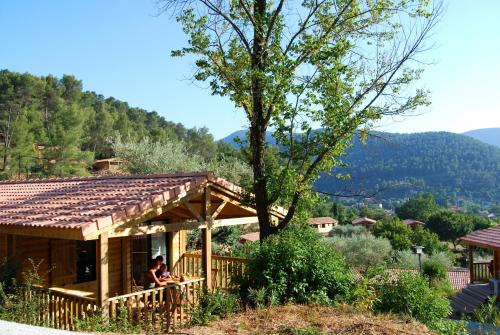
[160,0,442,238]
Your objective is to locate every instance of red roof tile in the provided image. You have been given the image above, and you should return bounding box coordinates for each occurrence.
[239,232,260,243]
[0,172,257,239]
[403,219,425,226]
[309,217,338,226]
[352,217,376,225]
[461,225,500,250]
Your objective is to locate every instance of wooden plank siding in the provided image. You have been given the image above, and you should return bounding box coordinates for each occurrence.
[108,237,123,297]
[19,236,51,286]
[0,233,7,259]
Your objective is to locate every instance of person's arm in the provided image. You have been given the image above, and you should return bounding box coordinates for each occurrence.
[148,269,166,286]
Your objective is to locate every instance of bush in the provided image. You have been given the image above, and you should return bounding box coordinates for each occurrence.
[327,234,393,274]
[422,258,447,282]
[393,250,452,271]
[373,272,451,327]
[239,223,354,305]
[372,219,413,251]
[189,290,240,325]
[329,224,367,237]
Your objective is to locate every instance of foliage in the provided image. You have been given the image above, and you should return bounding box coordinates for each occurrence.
[239,223,354,305]
[189,289,240,326]
[0,70,230,178]
[166,0,442,236]
[472,296,500,327]
[330,203,359,225]
[373,219,447,254]
[430,319,468,335]
[359,207,392,223]
[373,272,451,328]
[111,136,252,186]
[74,306,139,333]
[422,258,447,283]
[396,193,438,222]
[277,325,325,335]
[427,209,474,246]
[327,234,393,274]
[0,259,47,326]
[316,132,500,205]
[393,250,453,271]
[373,219,413,251]
[329,224,367,238]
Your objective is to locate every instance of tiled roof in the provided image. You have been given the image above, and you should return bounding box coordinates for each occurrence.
[309,217,338,226]
[403,219,425,226]
[239,232,260,243]
[352,217,376,225]
[0,172,268,239]
[461,226,500,250]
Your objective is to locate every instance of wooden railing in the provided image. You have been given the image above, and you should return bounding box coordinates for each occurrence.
[472,262,492,282]
[108,278,204,333]
[28,287,98,331]
[173,252,247,290]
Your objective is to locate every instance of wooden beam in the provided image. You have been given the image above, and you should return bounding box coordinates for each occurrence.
[469,246,475,283]
[108,220,205,238]
[97,232,109,313]
[121,236,131,294]
[213,216,259,227]
[185,202,203,222]
[211,201,228,219]
[0,225,84,241]
[201,186,212,290]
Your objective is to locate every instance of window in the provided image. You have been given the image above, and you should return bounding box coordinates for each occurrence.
[76,241,96,283]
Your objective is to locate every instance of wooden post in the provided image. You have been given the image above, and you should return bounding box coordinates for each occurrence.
[97,232,109,315]
[468,246,475,283]
[494,250,500,280]
[201,186,212,290]
[121,236,131,294]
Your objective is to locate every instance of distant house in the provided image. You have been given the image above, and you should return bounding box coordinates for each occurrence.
[352,217,377,229]
[309,217,338,234]
[402,219,425,229]
[93,158,123,173]
[239,232,260,244]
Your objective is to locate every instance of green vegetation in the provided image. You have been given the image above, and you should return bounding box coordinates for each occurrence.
[427,210,474,247]
[189,290,240,326]
[315,132,500,204]
[373,272,451,329]
[0,70,229,178]
[328,234,393,274]
[239,224,354,305]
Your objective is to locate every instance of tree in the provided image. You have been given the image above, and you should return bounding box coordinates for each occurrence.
[328,234,393,274]
[426,210,474,247]
[162,0,442,239]
[372,218,413,251]
[395,193,438,222]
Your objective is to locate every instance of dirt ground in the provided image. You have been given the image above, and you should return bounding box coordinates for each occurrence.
[178,304,434,335]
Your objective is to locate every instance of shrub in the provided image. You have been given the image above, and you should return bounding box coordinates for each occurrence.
[239,223,354,305]
[472,295,500,327]
[422,258,447,282]
[329,224,367,237]
[372,219,413,251]
[327,234,393,274]
[373,272,451,327]
[189,289,240,326]
[393,250,452,270]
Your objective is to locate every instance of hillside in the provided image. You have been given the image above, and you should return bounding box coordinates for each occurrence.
[463,128,500,148]
[0,70,219,178]
[223,130,500,204]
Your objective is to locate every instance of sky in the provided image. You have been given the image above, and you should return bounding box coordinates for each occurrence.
[0,0,499,139]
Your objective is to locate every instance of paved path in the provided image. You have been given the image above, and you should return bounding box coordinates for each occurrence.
[0,320,93,335]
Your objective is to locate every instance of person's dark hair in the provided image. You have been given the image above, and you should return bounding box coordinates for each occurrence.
[149,259,159,269]
[155,255,164,263]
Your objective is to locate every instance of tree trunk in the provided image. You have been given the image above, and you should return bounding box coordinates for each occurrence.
[250,0,276,240]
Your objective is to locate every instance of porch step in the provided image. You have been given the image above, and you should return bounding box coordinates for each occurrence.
[450,283,493,316]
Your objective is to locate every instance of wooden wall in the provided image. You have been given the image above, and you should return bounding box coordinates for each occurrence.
[170,230,187,271]
[0,233,7,259]
[108,237,123,297]
[19,236,51,286]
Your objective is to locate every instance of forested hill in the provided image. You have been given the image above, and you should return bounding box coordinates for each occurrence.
[0,70,218,178]
[223,130,500,204]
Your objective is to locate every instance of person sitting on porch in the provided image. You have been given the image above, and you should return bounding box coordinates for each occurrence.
[143,259,168,288]
[154,255,164,278]
[158,263,171,279]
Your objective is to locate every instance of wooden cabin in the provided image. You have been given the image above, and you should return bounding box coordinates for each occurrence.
[402,219,425,230]
[309,217,338,234]
[352,217,377,229]
[0,172,285,330]
[93,158,124,173]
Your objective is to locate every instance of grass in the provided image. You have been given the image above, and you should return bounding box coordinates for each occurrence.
[182,304,435,335]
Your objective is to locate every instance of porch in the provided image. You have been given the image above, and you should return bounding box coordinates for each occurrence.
[0,173,281,332]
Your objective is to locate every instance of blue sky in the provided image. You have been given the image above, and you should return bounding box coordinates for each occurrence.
[0,0,498,139]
